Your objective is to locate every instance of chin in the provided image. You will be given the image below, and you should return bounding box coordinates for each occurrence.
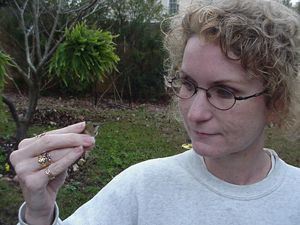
[191,140,225,158]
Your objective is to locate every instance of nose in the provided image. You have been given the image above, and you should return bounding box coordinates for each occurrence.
[186,89,213,123]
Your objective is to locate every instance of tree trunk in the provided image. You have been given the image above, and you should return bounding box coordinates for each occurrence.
[2,95,19,125]
[15,120,30,142]
[2,81,39,143]
[15,75,40,142]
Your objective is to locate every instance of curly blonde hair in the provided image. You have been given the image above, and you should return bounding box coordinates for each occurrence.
[164,0,300,136]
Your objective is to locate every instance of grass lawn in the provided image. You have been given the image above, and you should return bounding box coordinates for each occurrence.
[0,104,299,224]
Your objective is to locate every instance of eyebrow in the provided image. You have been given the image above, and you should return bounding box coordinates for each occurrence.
[178,70,197,84]
[179,69,246,87]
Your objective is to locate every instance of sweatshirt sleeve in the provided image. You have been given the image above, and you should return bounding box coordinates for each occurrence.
[18,202,63,225]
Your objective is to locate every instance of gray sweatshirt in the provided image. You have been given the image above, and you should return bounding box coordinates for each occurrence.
[19,149,300,225]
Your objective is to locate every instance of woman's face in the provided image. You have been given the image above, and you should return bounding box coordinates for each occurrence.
[179,36,269,158]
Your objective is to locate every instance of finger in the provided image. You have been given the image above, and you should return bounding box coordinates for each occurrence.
[46,121,86,135]
[13,147,77,175]
[41,146,84,183]
[16,146,84,193]
[20,133,95,158]
[10,134,93,170]
[19,122,86,149]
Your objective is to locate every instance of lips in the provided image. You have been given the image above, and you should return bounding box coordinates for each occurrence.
[196,131,213,135]
[193,130,218,137]
[195,130,214,135]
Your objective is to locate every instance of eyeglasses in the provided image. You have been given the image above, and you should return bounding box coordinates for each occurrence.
[168,77,266,110]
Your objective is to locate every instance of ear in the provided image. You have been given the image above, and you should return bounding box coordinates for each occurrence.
[266,111,277,126]
[266,99,285,126]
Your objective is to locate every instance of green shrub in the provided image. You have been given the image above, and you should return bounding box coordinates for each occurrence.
[49,23,119,95]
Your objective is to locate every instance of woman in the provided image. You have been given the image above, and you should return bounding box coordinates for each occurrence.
[11,0,300,224]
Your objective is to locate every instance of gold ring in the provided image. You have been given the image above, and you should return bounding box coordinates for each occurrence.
[45,166,56,180]
[37,152,52,168]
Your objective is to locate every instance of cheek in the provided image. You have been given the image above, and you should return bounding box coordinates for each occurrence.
[178,99,190,128]
[220,101,268,137]
[179,99,187,116]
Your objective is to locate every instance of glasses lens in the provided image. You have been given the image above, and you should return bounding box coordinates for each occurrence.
[208,87,235,110]
[171,78,195,99]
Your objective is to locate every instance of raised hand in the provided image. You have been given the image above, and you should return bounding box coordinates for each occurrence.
[10,122,95,225]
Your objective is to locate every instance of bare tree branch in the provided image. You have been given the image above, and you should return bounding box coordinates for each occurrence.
[5,73,24,96]
[9,58,32,87]
[15,0,37,73]
[40,19,51,37]
[77,0,100,18]
[37,35,65,70]
[2,95,19,124]
[44,0,62,57]
[62,0,98,14]
[82,2,108,20]
[30,34,36,69]
[32,0,42,62]
[12,0,21,11]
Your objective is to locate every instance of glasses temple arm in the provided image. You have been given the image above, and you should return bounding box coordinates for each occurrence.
[235,90,267,100]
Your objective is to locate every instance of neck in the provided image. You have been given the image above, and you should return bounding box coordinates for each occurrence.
[203,147,272,185]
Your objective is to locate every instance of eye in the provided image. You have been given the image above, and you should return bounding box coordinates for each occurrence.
[211,87,234,99]
[181,79,195,91]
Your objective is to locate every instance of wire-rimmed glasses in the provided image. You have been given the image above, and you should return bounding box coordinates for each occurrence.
[167,77,266,110]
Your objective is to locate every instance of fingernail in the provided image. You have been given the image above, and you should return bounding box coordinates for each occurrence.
[83,136,95,146]
[69,121,85,128]
[78,121,86,127]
